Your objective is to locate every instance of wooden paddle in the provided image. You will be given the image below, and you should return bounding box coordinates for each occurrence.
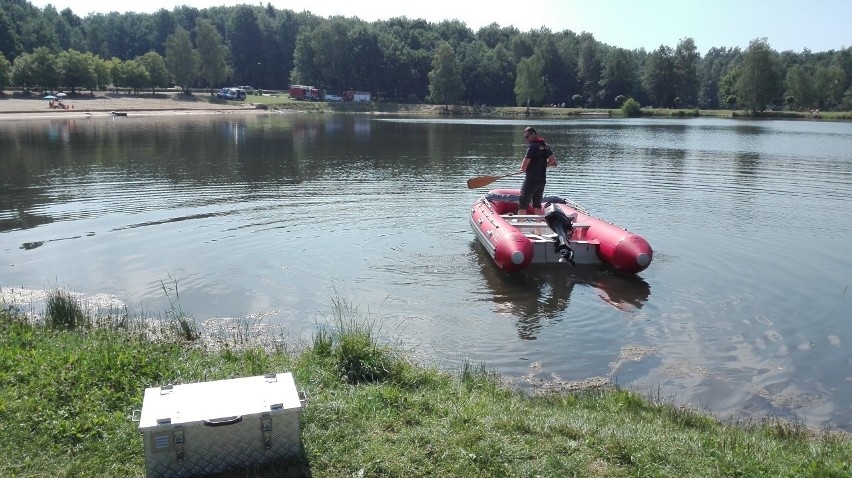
[466,171,522,189]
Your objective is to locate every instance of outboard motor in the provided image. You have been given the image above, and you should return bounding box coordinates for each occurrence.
[544,203,576,266]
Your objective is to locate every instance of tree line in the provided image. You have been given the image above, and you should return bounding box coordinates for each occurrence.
[1,0,850,111]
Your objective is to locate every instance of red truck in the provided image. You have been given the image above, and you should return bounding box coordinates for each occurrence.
[342,90,371,102]
[289,85,322,100]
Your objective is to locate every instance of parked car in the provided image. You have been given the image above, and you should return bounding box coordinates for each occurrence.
[216,88,246,101]
[238,86,254,95]
[325,94,343,102]
[216,88,234,99]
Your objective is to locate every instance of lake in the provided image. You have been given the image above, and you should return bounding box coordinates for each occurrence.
[2,112,851,432]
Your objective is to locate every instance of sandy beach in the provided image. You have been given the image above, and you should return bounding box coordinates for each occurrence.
[0,91,259,121]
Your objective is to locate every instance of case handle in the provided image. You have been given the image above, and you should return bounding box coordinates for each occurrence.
[203,415,243,426]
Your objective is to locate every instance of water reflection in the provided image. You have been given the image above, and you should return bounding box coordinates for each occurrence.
[734,152,760,176]
[0,210,54,232]
[46,119,77,143]
[731,123,765,136]
[471,242,651,339]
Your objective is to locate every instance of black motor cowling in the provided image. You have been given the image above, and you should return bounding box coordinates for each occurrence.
[544,203,576,266]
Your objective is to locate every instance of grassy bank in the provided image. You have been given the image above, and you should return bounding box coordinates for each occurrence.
[1,295,850,478]
[236,93,852,120]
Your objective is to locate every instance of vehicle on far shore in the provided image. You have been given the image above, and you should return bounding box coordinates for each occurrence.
[289,85,321,101]
[325,94,343,102]
[343,90,371,102]
[216,88,246,101]
[238,86,254,94]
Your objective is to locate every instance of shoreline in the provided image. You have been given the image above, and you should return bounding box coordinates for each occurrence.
[0,91,260,121]
[3,91,849,121]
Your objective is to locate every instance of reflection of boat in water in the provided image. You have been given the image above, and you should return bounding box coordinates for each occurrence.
[470,242,651,339]
[470,189,653,274]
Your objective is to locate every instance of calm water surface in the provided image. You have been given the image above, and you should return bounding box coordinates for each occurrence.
[2,113,851,431]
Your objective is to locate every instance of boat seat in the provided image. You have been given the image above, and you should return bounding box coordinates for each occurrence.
[502,214,545,220]
[510,222,590,230]
[511,223,548,229]
[526,234,599,245]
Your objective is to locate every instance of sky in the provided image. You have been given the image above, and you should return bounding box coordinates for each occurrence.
[28,0,851,54]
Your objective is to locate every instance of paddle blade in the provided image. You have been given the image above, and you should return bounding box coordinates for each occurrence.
[467,175,501,189]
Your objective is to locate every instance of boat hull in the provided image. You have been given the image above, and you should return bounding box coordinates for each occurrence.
[470,189,653,274]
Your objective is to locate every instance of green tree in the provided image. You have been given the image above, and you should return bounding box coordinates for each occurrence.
[457,40,497,105]
[509,34,534,64]
[227,6,263,87]
[107,57,124,92]
[309,19,354,92]
[621,97,641,116]
[138,51,170,93]
[164,26,196,94]
[258,9,301,91]
[11,47,61,92]
[427,42,464,113]
[532,34,559,104]
[81,14,109,59]
[348,25,383,93]
[577,33,601,106]
[19,15,59,53]
[514,52,545,115]
[699,47,740,108]
[719,65,742,109]
[600,47,637,107]
[784,64,815,109]
[290,32,318,86]
[643,45,676,107]
[117,58,149,93]
[91,54,112,90]
[195,18,230,91]
[0,53,11,92]
[59,49,96,93]
[554,31,582,102]
[0,11,23,60]
[435,19,474,49]
[378,17,439,100]
[43,6,83,52]
[673,37,700,107]
[490,44,517,106]
[814,65,847,109]
[150,9,177,57]
[736,38,783,111]
[475,22,518,49]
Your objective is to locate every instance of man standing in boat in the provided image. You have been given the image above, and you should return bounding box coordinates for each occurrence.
[518,127,557,215]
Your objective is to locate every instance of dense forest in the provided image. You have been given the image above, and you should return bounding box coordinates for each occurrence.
[1,0,850,111]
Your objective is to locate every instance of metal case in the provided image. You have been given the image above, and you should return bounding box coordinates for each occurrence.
[138,372,305,478]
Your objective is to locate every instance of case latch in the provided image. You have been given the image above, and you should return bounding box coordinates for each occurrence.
[173,426,184,462]
[261,413,272,449]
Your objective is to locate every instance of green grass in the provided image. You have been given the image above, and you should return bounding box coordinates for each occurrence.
[229,93,852,120]
[1,296,850,478]
[45,288,87,329]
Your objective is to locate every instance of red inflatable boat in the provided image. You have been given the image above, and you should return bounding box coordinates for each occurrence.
[469,189,653,274]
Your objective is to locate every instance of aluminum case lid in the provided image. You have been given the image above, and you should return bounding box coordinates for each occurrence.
[138,372,301,430]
